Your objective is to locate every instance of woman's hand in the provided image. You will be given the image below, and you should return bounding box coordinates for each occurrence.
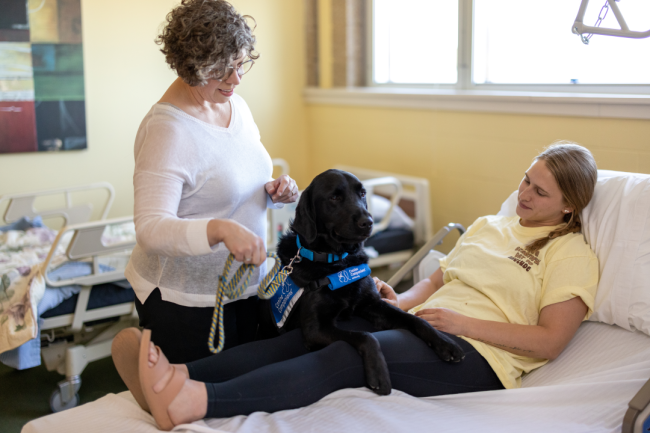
[415,308,470,336]
[373,277,400,309]
[207,219,266,266]
[265,175,299,204]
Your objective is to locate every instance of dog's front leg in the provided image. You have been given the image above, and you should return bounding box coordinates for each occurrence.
[302,315,392,396]
[357,299,465,363]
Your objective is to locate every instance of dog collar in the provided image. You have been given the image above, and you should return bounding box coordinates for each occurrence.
[296,236,348,263]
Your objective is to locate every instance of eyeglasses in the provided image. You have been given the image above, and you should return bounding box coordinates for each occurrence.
[216,59,255,81]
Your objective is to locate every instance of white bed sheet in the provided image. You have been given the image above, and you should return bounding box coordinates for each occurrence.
[22,322,650,433]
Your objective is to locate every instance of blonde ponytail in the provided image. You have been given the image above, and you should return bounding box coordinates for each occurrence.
[526,212,582,254]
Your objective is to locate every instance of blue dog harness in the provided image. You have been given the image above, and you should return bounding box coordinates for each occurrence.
[269,237,372,327]
[270,276,304,327]
[324,264,372,290]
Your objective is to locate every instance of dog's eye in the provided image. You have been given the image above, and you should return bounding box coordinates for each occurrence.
[360,191,366,198]
[330,195,341,201]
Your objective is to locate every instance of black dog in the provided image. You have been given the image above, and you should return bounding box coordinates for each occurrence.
[260,169,464,395]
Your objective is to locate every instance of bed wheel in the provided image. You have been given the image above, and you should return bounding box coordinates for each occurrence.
[49,376,82,412]
[50,389,80,412]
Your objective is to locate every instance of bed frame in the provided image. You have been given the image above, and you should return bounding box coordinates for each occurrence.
[336,165,433,268]
[268,164,432,268]
[1,182,114,226]
[0,184,136,412]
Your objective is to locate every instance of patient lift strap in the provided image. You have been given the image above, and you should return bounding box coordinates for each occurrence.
[208,252,285,354]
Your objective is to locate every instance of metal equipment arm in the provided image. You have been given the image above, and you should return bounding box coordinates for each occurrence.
[572,0,650,43]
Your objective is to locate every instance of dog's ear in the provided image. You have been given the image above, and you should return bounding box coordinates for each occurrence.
[292,185,318,243]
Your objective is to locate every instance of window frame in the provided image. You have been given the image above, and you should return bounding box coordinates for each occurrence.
[367,0,650,95]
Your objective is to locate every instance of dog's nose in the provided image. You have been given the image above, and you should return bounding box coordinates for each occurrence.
[358,215,373,229]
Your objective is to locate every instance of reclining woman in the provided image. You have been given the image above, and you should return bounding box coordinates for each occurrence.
[113,143,599,430]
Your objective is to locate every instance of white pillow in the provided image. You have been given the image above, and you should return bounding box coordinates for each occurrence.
[370,195,415,230]
[497,190,519,218]
[497,170,650,335]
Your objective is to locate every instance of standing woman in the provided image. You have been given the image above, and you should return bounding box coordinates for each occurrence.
[120,0,298,370]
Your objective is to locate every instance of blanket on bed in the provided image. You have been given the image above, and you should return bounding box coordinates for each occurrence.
[0,226,62,353]
[21,322,650,433]
[0,218,137,361]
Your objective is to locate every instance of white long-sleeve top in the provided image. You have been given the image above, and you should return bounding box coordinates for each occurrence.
[125,94,278,307]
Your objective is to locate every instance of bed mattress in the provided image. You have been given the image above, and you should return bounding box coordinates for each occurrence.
[22,321,650,433]
[41,281,134,319]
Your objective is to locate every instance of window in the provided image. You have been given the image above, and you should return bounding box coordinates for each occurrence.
[372,0,650,92]
[373,0,458,85]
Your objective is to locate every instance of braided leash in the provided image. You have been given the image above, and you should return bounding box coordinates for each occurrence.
[208,252,291,354]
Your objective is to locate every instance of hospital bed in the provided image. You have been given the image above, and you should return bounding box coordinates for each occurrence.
[268,164,432,268]
[21,169,650,433]
[0,183,137,412]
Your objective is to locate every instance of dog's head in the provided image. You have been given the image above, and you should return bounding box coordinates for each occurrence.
[292,169,373,250]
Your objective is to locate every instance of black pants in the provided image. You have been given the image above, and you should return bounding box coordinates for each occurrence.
[135,288,261,364]
[184,317,504,418]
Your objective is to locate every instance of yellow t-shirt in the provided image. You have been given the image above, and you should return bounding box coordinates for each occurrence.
[409,215,599,389]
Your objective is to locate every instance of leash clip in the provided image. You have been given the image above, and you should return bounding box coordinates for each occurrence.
[284,248,303,275]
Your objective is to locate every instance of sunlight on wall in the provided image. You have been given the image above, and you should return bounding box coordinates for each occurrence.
[230,0,311,189]
[306,104,650,252]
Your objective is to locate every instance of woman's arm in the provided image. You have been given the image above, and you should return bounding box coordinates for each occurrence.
[415,296,588,360]
[374,267,445,312]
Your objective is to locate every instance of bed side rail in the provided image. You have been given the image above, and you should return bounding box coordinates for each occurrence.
[0,182,115,226]
[362,176,403,235]
[386,223,465,288]
[271,158,290,176]
[336,165,432,245]
[41,216,135,287]
[622,377,650,433]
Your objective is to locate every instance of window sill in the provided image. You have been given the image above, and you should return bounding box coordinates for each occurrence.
[303,87,650,120]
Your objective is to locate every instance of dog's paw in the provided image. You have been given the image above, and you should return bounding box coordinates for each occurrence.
[366,370,392,396]
[416,322,465,362]
[430,333,465,363]
[364,354,392,395]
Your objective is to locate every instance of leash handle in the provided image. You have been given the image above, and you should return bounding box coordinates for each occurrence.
[208,252,283,354]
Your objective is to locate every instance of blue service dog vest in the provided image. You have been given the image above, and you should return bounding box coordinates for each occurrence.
[270,264,372,328]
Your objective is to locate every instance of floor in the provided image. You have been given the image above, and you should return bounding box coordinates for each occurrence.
[0,267,412,433]
[0,356,128,433]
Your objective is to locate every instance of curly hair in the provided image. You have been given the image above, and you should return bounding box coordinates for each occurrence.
[156,0,259,86]
[525,142,597,254]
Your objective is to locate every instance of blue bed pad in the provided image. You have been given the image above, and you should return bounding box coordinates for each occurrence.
[41,281,135,318]
[365,228,414,254]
